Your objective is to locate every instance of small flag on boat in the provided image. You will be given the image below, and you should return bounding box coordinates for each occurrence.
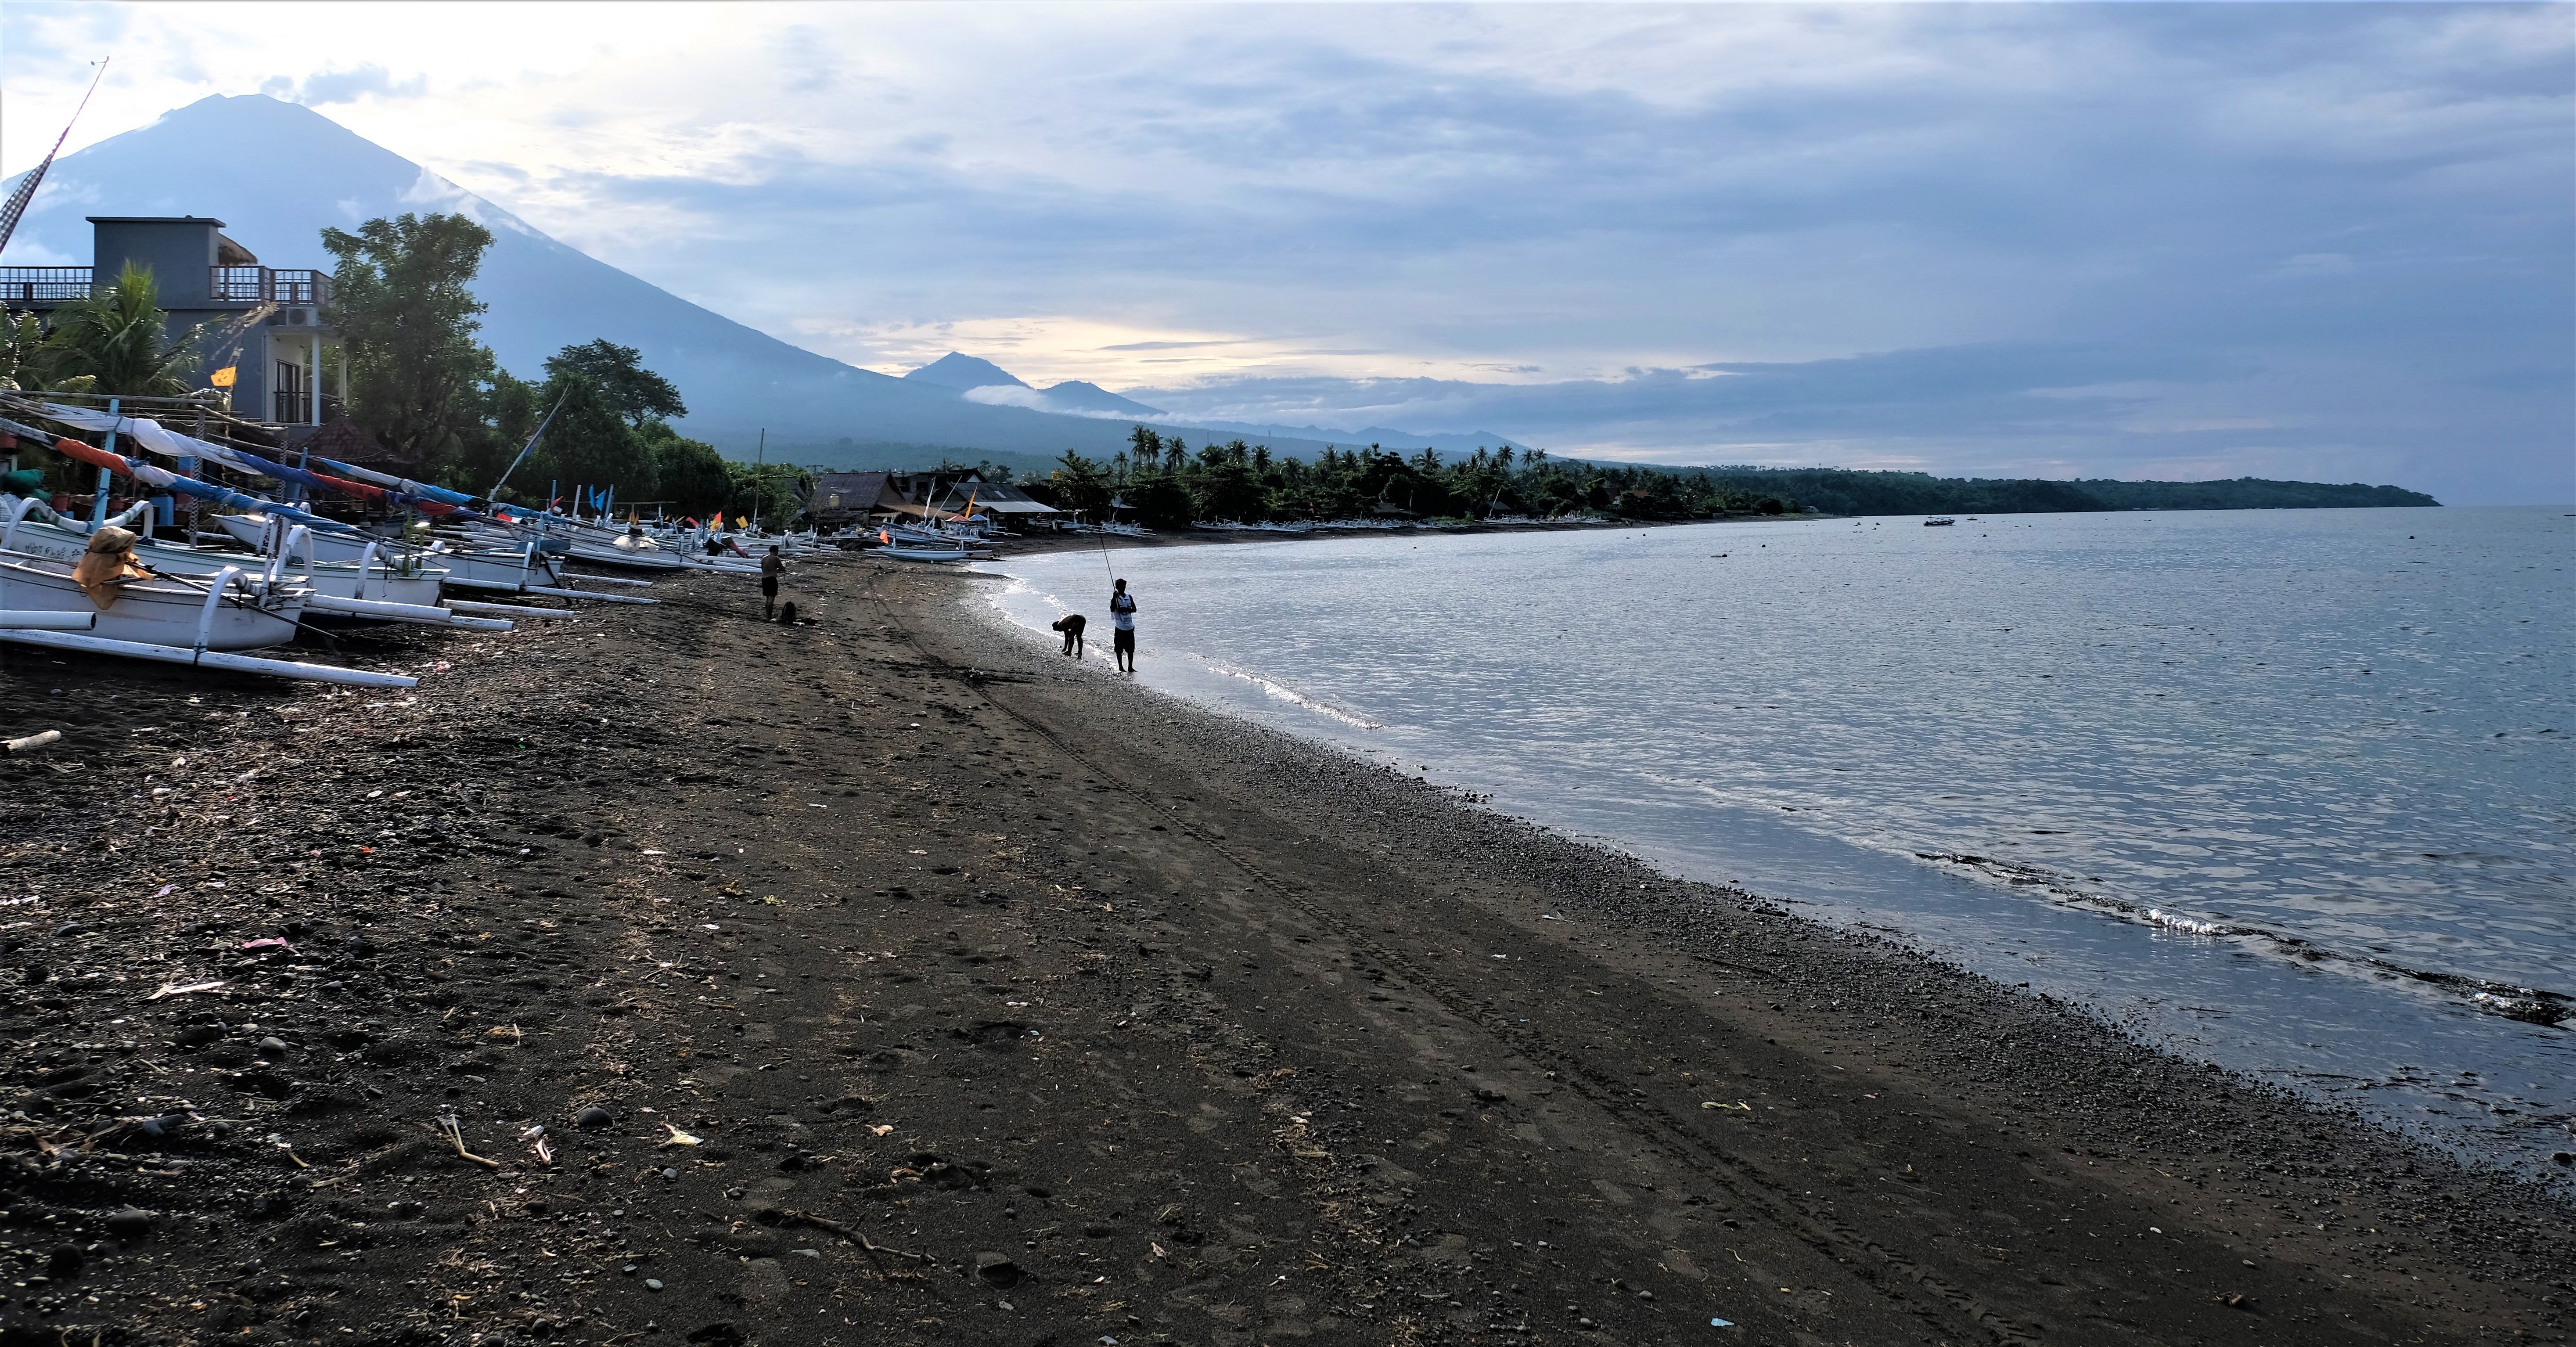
[736,515,749,529]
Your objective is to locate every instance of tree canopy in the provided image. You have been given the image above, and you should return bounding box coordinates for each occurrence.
[320,212,500,474]
[544,338,685,428]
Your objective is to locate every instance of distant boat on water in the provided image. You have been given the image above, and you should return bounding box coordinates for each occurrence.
[1924,516,1957,526]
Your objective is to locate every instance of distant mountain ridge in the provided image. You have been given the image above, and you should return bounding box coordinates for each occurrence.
[903,353,1027,389]
[1037,379,1165,417]
[892,352,1539,446]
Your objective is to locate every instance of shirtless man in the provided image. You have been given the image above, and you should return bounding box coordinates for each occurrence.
[760,545,785,620]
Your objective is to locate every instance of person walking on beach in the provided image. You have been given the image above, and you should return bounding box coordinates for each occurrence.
[760,544,786,620]
[1109,578,1138,673]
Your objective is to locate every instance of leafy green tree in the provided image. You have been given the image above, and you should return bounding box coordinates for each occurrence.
[1124,476,1194,529]
[320,213,499,474]
[544,338,685,428]
[644,421,731,516]
[446,366,540,497]
[31,263,206,396]
[723,461,811,525]
[1048,449,1112,519]
[1190,457,1266,522]
[532,373,651,504]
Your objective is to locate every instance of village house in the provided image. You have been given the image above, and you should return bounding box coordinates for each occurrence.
[806,469,1070,531]
[932,479,1068,529]
[3,215,345,429]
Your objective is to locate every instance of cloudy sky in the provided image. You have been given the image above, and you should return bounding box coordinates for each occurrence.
[4,3,2569,501]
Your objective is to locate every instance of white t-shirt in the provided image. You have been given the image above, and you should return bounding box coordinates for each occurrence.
[1110,592,1137,631]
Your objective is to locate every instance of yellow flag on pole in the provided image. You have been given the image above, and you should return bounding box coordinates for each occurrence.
[209,366,237,388]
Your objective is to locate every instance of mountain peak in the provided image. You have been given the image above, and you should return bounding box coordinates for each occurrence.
[904,352,1027,389]
[1041,379,1165,417]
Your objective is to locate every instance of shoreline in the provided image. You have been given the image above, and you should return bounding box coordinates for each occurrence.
[0,556,2565,1345]
[971,516,2576,1167]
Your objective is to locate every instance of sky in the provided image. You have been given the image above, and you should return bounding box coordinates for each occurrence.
[4,2,2570,501]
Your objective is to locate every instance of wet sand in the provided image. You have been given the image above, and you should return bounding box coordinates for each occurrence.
[0,549,2567,1347]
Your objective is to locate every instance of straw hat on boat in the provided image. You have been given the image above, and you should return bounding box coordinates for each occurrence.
[70,525,151,609]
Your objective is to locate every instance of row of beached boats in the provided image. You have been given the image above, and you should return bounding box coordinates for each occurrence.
[0,397,826,688]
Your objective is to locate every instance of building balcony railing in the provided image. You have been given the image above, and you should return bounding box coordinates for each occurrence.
[0,266,95,303]
[0,265,338,310]
[273,390,348,425]
[213,267,334,309]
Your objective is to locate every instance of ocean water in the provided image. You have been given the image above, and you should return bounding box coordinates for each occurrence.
[976,508,2575,1166]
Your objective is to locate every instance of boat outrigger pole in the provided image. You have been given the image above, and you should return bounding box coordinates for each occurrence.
[486,393,567,502]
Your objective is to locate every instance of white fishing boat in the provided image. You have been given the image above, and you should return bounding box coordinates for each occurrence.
[214,511,565,594]
[3,513,449,612]
[877,543,986,562]
[0,549,306,651]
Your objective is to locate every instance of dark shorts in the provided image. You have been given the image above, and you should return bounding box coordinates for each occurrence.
[760,577,779,597]
[1113,627,1135,653]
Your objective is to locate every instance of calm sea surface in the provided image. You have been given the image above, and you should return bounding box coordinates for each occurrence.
[977,507,2574,1165]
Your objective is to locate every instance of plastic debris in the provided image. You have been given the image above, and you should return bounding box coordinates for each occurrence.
[662,1123,702,1146]
[437,1114,500,1168]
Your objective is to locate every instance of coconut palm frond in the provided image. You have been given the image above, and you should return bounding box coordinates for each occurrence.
[37,263,207,397]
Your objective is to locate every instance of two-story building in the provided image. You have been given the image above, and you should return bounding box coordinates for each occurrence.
[0,215,343,427]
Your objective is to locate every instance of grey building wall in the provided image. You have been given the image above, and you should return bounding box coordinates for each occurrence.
[88,216,222,309]
[76,216,334,424]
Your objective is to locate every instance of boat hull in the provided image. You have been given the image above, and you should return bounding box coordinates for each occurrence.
[0,554,305,651]
[11,519,446,608]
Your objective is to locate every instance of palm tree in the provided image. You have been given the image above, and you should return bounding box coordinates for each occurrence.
[0,310,47,391]
[36,263,206,396]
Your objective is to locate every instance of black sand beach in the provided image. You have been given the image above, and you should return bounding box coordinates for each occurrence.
[0,548,2567,1347]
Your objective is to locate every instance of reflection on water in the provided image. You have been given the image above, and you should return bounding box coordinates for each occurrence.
[977,508,2574,1165]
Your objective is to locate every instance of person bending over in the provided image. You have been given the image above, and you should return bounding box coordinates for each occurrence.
[1051,612,1087,659]
[1109,578,1138,673]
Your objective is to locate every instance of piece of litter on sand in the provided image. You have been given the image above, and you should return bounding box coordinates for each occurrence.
[1711,1318,1735,1328]
[437,1114,501,1169]
[869,1124,895,1136]
[4,729,64,755]
[1540,914,1564,921]
[148,980,227,1001]
[661,1124,702,1146]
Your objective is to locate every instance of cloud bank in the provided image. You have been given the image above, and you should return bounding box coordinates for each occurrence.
[3,2,2566,500]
